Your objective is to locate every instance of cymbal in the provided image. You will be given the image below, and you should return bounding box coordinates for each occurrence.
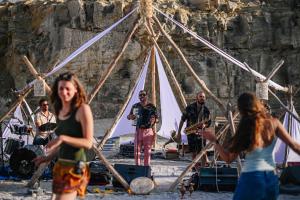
[39,122,57,132]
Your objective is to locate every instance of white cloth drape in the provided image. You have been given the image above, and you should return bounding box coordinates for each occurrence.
[155,48,187,143]
[105,52,151,138]
[154,7,286,92]
[3,105,33,146]
[274,106,300,164]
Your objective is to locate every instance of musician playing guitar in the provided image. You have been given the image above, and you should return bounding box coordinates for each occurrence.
[176,91,211,168]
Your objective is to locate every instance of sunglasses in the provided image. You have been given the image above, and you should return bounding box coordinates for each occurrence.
[139,93,146,97]
[58,72,74,81]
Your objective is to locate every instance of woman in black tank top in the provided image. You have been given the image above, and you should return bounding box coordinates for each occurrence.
[33,72,94,200]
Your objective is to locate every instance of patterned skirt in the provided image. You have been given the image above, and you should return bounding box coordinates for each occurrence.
[52,159,90,198]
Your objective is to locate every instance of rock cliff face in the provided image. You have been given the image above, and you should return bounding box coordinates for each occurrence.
[0,0,299,119]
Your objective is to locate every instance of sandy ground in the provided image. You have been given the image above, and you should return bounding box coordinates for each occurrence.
[0,158,299,200]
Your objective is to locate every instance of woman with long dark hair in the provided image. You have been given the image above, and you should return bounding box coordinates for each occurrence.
[34,72,94,200]
[201,92,300,200]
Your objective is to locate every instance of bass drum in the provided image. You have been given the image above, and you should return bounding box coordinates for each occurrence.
[10,145,44,178]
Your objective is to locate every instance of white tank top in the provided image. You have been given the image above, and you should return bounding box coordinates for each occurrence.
[242,137,277,173]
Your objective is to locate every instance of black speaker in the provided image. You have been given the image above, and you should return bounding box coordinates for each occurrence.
[119,143,134,158]
[88,161,111,186]
[280,166,300,185]
[198,167,238,191]
[112,164,151,188]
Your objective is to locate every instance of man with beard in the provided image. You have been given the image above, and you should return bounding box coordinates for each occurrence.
[127,90,158,166]
[33,98,56,145]
[176,91,211,168]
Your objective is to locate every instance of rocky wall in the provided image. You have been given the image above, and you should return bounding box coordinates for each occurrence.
[0,0,299,120]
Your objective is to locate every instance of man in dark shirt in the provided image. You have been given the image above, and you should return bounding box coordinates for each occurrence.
[177,91,211,167]
[127,90,158,166]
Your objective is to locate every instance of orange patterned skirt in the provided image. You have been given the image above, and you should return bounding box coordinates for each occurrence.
[52,160,90,198]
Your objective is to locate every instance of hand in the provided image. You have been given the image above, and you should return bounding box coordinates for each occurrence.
[199,130,217,143]
[150,116,156,125]
[32,156,48,167]
[127,114,136,120]
[45,135,63,154]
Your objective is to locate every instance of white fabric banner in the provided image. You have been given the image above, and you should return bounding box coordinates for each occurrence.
[274,106,300,163]
[19,8,137,92]
[154,7,286,92]
[3,104,33,147]
[106,52,151,138]
[155,48,187,143]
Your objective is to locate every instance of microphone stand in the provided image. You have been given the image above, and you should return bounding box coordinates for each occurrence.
[0,121,4,170]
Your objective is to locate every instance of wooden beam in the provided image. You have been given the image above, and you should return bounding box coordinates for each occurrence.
[168,112,239,191]
[152,15,226,114]
[144,23,187,109]
[22,55,52,94]
[264,60,284,83]
[0,87,32,123]
[269,89,300,124]
[227,104,242,176]
[150,46,158,147]
[92,145,130,191]
[88,17,140,104]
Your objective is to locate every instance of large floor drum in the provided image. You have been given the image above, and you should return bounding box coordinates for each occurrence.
[9,145,44,178]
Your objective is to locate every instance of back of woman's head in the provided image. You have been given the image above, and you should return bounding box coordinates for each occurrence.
[228,92,268,153]
[51,72,87,116]
[237,92,264,117]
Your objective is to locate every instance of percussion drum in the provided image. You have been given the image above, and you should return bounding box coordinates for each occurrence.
[13,125,31,135]
[4,138,24,155]
[130,177,155,194]
[9,145,44,177]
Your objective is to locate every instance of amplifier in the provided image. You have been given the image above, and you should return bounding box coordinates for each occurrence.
[112,164,151,188]
[119,143,135,158]
[198,167,238,191]
[89,161,111,186]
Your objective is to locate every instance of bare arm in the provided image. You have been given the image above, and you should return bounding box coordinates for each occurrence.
[275,118,300,155]
[201,130,238,164]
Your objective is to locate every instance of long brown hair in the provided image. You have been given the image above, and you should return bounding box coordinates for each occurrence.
[51,72,87,116]
[228,92,272,153]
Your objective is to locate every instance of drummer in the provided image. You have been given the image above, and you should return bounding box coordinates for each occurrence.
[33,98,56,146]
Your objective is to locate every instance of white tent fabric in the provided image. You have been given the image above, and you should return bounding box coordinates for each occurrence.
[274,106,300,164]
[105,52,151,138]
[3,104,33,148]
[155,48,187,143]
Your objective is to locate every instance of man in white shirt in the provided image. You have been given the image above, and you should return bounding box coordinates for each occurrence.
[33,98,56,145]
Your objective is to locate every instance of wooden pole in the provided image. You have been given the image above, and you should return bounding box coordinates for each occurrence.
[227,104,242,176]
[0,88,32,123]
[152,15,226,114]
[97,49,151,150]
[150,47,158,148]
[22,55,52,94]
[283,86,293,167]
[168,112,239,191]
[27,162,50,187]
[92,145,130,190]
[145,23,187,109]
[88,17,140,103]
[269,89,300,124]
[264,60,284,83]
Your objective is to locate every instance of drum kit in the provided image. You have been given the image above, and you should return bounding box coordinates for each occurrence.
[1,122,56,178]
